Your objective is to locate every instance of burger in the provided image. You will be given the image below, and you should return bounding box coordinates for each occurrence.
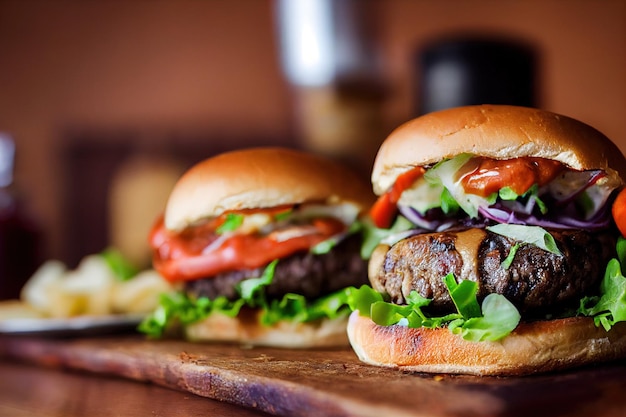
[346,105,626,375]
[140,147,374,347]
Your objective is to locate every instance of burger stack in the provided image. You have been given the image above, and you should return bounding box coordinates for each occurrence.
[141,105,626,376]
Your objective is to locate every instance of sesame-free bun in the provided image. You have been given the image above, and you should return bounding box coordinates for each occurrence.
[184,310,350,348]
[372,105,626,195]
[347,311,626,376]
[165,147,374,231]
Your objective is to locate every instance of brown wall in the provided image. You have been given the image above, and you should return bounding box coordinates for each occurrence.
[380,0,626,140]
[0,0,623,263]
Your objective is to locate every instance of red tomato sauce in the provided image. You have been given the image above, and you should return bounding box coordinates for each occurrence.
[149,210,346,282]
[370,157,565,228]
[460,157,564,197]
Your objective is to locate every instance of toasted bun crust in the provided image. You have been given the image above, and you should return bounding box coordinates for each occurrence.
[347,311,626,376]
[184,310,349,348]
[165,147,374,231]
[372,105,626,195]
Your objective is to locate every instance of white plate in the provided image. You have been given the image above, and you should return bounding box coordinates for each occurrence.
[0,314,145,337]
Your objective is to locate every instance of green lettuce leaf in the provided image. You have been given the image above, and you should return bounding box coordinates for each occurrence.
[578,237,626,330]
[440,187,460,215]
[236,260,278,303]
[499,184,547,214]
[486,224,562,255]
[347,274,521,342]
[137,292,245,338]
[100,247,138,281]
[273,209,293,221]
[500,243,522,270]
[360,216,414,259]
[443,274,481,319]
[311,221,362,255]
[577,237,626,331]
[138,260,351,338]
[450,293,521,342]
[261,290,350,326]
[498,186,518,201]
[216,213,244,234]
[423,153,485,218]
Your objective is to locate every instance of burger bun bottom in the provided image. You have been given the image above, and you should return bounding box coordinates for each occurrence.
[184,309,349,348]
[346,311,626,376]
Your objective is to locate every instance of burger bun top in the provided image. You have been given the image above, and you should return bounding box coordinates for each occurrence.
[372,105,626,195]
[165,147,374,231]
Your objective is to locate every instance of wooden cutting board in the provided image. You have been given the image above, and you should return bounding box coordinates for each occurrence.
[1,335,625,417]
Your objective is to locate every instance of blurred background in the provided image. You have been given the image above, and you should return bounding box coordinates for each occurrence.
[0,0,623,297]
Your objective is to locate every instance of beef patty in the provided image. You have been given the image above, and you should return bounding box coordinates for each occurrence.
[185,234,368,301]
[369,228,616,317]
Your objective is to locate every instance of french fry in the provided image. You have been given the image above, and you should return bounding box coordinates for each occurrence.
[20,260,67,314]
[10,253,174,319]
[112,270,173,314]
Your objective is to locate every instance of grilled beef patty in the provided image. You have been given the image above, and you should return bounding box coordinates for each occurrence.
[369,229,616,317]
[185,234,368,301]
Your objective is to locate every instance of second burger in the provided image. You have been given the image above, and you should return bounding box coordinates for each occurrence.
[140,147,374,347]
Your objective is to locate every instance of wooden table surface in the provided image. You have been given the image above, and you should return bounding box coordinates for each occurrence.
[1,334,626,417]
[0,359,271,417]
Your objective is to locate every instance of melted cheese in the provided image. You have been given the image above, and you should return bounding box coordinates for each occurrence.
[453,228,487,284]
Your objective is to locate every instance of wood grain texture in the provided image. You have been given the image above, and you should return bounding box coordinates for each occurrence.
[1,335,625,417]
[0,361,271,417]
